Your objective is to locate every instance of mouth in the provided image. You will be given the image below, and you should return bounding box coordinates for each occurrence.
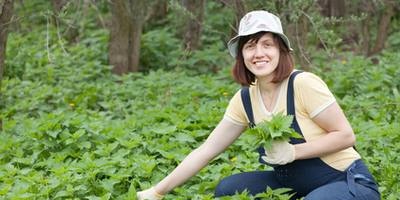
[254,61,269,66]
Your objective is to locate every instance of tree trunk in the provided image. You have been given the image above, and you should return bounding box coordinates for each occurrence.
[368,0,395,56]
[231,0,246,37]
[0,0,14,130]
[109,0,145,75]
[51,0,80,43]
[218,0,246,38]
[51,0,69,13]
[318,0,345,17]
[358,1,374,56]
[182,0,205,51]
[146,0,168,21]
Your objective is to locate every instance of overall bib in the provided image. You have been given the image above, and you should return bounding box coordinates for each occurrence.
[241,71,380,198]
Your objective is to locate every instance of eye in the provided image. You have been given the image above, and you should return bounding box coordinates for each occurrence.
[244,43,255,49]
[263,42,273,48]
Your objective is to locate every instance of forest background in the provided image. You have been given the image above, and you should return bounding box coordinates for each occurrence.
[0,0,399,199]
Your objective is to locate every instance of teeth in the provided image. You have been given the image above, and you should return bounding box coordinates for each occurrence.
[255,61,268,66]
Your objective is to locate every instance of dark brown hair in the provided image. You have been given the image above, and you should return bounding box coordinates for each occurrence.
[231,31,294,86]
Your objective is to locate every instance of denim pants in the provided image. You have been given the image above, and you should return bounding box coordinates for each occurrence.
[214,160,380,200]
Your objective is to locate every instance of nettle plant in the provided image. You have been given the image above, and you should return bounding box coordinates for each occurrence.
[246,113,301,148]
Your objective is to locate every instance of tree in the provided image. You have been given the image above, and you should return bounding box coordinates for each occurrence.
[181,0,205,51]
[0,0,14,130]
[51,0,68,13]
[367,0,397,56]
[219,0,247,37]
[232,0,246,29]
[50,0,80,43]
[318,0,345,17]
[108,0,146,75]
[146,0,168,22]
[319,0,398,57]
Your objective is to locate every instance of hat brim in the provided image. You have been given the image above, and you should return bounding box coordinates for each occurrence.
[227,30,293,58]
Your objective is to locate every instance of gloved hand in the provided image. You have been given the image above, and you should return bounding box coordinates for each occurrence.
[261,140,295,165]
[137,187,164,200]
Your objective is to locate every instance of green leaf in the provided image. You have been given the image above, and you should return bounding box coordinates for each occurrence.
[245,113,301,145]
[126,181,137,200]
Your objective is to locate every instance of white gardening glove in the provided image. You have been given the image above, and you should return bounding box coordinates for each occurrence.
[137,187,164,200]
[261,140,295,165]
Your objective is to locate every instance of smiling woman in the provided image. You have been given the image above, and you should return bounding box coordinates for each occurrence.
[238,32,285,112]
[242,33,281,81]
[232,31,294,86]
[137,10,381,200]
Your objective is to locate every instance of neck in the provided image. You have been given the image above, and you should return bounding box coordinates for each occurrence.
[257,76,278,94]
[258,79,280,111]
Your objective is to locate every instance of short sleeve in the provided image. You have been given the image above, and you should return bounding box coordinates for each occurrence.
[294,72,336,118]
[223,90,248,126]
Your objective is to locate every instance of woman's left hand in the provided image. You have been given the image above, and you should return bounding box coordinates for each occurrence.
[137,187,164,200]
[262,141,295,165]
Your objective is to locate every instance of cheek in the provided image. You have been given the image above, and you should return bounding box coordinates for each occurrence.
[242,52,252,63]
[270,49,280,60]
[241,50,250,59]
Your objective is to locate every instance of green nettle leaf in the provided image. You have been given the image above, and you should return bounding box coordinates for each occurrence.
[246,113,301,147]
[54,190,70,199]
[151,123,177,135]
[126,181,137,199]
[100,178,120,192]
[72,129,86,140]
[255,187,295,199]
[0,183,12,195]
[78,141,92,150]
[47,130,62,138]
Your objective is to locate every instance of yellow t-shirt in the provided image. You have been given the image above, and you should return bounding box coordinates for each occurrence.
[223,71,360,171]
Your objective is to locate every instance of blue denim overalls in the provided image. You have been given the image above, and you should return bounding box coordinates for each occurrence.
[241,71,380,198]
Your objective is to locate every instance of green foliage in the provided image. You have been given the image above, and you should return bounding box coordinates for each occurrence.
[255,188,297,200]
[246,113,301,147]
[3,27,399,198]
[213,188,296,200]
[140,28,181,71]
[139,27,231,74]
[1,1,399,199]
[140,0,233,74]
[1,21,239,198]
[171,43,232,74]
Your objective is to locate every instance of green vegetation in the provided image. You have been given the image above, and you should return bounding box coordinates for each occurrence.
[1,1,399,199]
[2,31,399,199]
[245,113,301,148]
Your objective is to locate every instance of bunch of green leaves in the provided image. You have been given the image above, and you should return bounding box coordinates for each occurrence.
[246,113,301,148]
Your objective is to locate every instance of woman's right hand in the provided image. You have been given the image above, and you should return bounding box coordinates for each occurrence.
[261,140,295,165]
[137,187,163,200]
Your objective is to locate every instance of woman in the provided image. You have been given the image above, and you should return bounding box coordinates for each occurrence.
[137,10,380,200]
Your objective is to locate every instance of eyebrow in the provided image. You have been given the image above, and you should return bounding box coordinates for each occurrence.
[259,37,274,43]
[247,36,274,44]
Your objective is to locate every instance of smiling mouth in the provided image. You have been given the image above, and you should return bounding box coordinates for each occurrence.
[254,61,269,66]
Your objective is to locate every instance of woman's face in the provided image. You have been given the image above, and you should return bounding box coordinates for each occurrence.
[242,33,280,80]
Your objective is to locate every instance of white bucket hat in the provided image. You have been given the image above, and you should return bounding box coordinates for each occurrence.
[227,10,293,58]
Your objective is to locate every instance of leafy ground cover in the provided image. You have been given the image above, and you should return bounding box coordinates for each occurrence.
[1,22,399,200]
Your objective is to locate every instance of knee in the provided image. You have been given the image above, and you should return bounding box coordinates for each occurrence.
[214,178,236,197]
[304,192,320,200]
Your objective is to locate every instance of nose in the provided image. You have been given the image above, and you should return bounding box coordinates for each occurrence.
[254,43,264,57]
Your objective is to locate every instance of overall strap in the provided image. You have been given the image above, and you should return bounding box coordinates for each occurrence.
[241,87,265,161]
[240,87,256,128]
[287,71,305,139]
